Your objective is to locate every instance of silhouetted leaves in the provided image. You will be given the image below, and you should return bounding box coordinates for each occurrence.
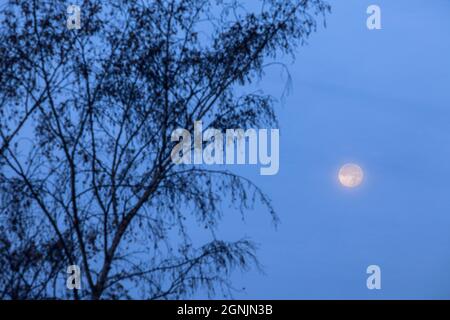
[0,0,329,299]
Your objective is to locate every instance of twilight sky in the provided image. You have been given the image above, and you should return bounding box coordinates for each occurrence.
[197,0,450,299]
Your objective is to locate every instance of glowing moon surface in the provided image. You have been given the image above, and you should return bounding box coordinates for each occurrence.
[338,163,364,188]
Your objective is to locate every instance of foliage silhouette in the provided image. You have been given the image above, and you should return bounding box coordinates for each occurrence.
[0,0,329,299]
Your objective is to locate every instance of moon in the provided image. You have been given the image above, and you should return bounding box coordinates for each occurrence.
[338,163,364,188]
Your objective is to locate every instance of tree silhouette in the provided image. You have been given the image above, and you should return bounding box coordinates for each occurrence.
[0,0,329,299]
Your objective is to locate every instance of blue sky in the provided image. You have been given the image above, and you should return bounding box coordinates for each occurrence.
[3,0,449,300]
[204,0,450,299]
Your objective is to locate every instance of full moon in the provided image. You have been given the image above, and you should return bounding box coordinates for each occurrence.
[338,163,364,188]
